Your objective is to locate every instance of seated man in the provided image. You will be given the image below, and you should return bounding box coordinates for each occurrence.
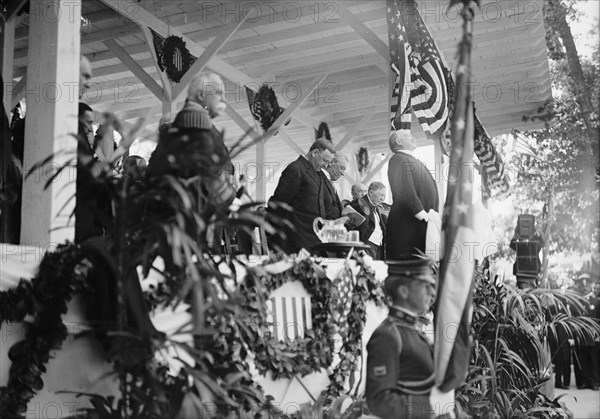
[345,181,388,260]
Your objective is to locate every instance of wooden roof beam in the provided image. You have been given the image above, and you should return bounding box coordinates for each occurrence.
[263,73,329,142]
[224,106,260,141]
[364,152,393,183]
[98,0,319,129]
[171,7,255,103]
[3,0,29,22]
[103,39,163,100]
[335,113,376,152]
[336,3,390,60]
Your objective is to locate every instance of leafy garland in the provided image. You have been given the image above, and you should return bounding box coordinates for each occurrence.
[0,245,385,417]
[237,252,385,394]
[357,147,369,174]
[239,258,336,380]
[0,243,89,416]
[324,252,385,403]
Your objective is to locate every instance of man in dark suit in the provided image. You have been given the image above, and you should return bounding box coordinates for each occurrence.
[386,131,439,260]
[321,152,348,220]
[267,139,335,254]
[346,181,388,260]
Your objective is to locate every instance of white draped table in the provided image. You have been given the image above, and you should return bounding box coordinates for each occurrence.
[1,245,390,416]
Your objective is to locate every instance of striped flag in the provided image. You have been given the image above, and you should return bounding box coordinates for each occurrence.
[386,0,412,131]
[386,0,450,138]
[512,133,539,159]
[434,4,477,392]
[266,295,312,341]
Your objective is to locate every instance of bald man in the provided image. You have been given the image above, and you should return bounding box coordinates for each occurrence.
[351,183,367,200]
[79,55,93,99]
[386,131,439,260]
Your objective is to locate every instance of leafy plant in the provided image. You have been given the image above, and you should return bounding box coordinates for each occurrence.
[456,264,600,418]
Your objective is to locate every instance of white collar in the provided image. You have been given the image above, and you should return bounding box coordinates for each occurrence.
[321,168,331,180]
[392,305,419,318]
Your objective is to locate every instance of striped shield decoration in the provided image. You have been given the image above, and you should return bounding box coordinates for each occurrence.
[266,296,313,341]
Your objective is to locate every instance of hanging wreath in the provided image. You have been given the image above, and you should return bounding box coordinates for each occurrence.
[237,257,336,379]
[161,36,196,83]
[357,147,369,174]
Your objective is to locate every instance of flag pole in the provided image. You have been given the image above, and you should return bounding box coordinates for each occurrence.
[433,0,479,399]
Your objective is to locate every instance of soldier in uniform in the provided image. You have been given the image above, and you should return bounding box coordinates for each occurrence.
[366,258,438,418]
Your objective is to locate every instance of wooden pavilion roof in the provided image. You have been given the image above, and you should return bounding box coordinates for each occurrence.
[9,0,552,167]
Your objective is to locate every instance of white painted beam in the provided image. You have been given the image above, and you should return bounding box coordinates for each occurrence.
[336,3,390,61]
[171,7,255,103]
[98,0,319,129]
[104,39,163,100]
[335,112,375,152]
[263,73,329,142]
[364,152,393,184]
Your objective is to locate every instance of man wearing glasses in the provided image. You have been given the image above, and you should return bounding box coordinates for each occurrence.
[267,139,336,254]
[321,152,349,220]
[345,181,388,259]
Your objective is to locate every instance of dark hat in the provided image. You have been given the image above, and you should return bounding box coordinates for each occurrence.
[384,258,436,295]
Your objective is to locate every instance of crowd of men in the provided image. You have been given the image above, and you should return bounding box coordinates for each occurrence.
[5,57,599,419]
[267,130,439,261]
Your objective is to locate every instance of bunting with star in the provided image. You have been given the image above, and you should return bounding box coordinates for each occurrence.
[387,0,510,200]
[434,1,477,393]
[386,0,450,138]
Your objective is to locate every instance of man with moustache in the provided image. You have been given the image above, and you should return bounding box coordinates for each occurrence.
[321,152,348,220]
[267,138,336,254]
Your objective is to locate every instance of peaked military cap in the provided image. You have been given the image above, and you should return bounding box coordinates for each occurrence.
[384,258,436,295]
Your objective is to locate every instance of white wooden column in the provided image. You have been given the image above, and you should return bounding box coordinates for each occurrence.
[256,138,266,202]
[21,0,81,245]
[433,139,446,212]
[1,17,16,118]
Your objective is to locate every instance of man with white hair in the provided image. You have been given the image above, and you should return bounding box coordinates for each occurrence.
[386,130,439,260]
[321,151,348,219]
[171,72,233,176]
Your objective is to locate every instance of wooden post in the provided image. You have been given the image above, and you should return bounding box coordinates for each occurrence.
[20,0,81,245]
[256,138,266,202]
[162,99,173,115]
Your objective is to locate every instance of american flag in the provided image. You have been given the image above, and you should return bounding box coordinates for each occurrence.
[266,295,312,341]
[512,133,539,159]
[386,0,412,130]
[332,264,355,335]
[386,0,450,138]
[434,4,477,392]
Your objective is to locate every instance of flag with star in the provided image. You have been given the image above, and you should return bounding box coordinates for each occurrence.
[386,0,412,131]
[386,0,450,138]
[434,4,477,392]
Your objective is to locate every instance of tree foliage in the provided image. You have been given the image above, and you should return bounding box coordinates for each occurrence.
[492,1,599,255]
